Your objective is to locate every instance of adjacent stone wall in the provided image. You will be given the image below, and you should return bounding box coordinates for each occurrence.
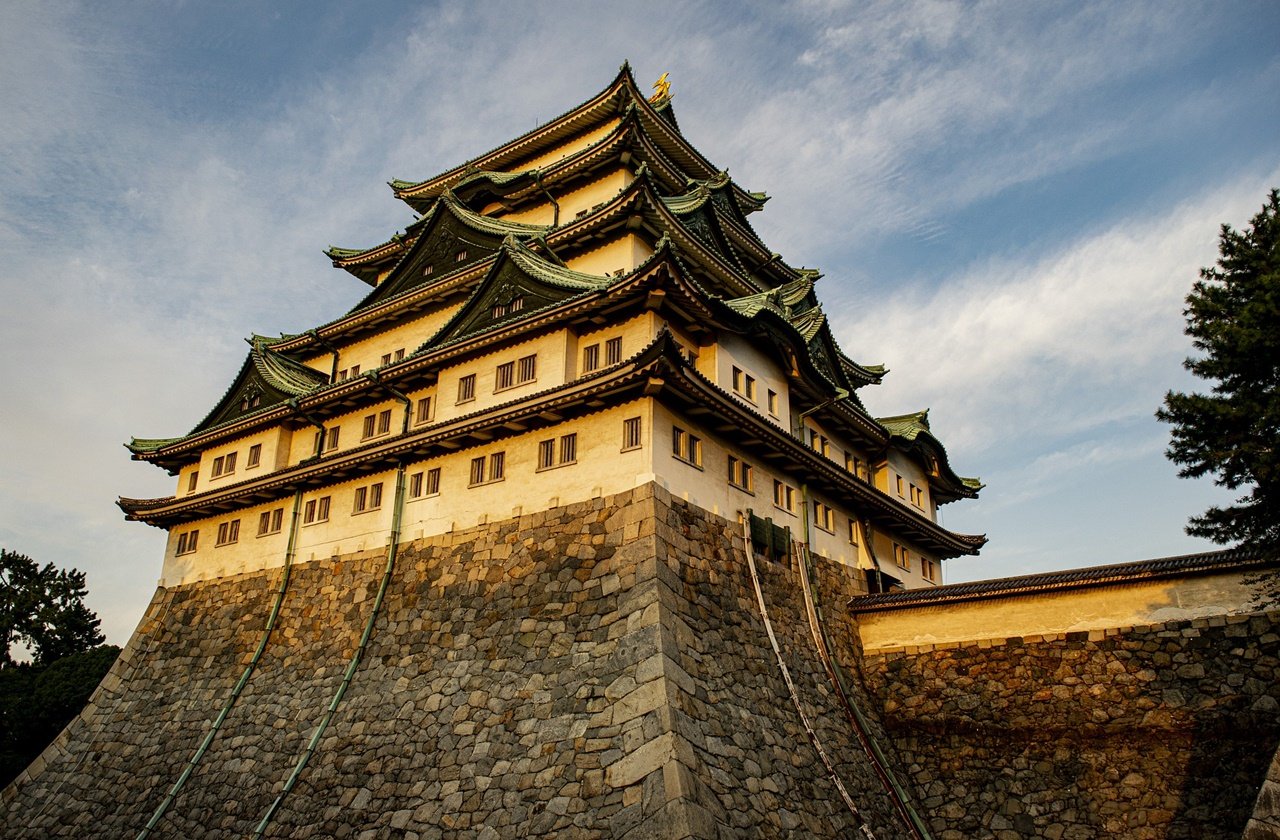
[1,485,919,839]
[860,614,1280,839]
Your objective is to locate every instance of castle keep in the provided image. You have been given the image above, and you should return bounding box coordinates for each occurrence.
[3,66,1278,839]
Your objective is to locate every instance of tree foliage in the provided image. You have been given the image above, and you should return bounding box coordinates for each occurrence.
[0,645,120,786]
[1157,189,1280,546]
[0,549,116,785]
[1,549,105,667]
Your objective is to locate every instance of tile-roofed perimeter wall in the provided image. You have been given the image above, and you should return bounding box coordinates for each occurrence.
[851,549,1280,838]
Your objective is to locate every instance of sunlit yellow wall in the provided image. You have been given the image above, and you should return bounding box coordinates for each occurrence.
[162,400,656,585]
[184,426,294,497]
[566,233,653,277]
[501,168,633,227]
[299,304,464,379]
[514,119,621,173]
[856,571,1275,652]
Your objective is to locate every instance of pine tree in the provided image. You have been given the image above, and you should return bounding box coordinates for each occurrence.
[1157,189,1280,546]
[0,550,104,667]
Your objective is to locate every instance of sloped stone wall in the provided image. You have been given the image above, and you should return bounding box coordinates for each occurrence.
[1,485,919,839]
[860,614,1280,839]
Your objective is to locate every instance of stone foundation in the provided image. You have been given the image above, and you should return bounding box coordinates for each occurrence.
[1,484,918,839]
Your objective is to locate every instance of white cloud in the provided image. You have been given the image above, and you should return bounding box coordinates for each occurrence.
[0,1,1275,643]
[834,171,1280,457]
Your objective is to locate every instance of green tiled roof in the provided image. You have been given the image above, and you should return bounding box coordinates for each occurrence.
[126,436,185,455]
[878,409,931,440]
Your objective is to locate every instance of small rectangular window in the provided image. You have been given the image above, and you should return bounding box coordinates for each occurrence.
[175,530,199,555]
[559,433,577,464]
[621,417,642,451]
[773,480,795,513]
[672,426,701,467]
[257,508,283,536]
[470,456,486,486]
[727,455,753,492]
[538,439,555,470]
[415,396,432,424]
[922,557,937,582]
[216,519,240,546]
[187,472,198,492]
[893,543,911,570]
[896,475,905,497]
[848,519,859,546]
[363,415,376,439]
[767,390,778,416]
[455,249,468,263]
[605,337,622,365]
[495,361,515,391]
[458,374,476,404]
[381,353,392,366]
[394,349,405,362]
[246,444,262,468]
[583,344,600,372]
[409,468,441,499]
[377,409,392,435]
[324,427,340,452]
[813,501,835,533]
[517,354,537,383]
[211,456,225,478]
[489,452,505,482]
[353,482,382,512]
[304,496,331,524]
[731,367,756,401]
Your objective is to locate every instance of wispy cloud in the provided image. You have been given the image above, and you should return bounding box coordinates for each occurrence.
[0,1,1276,640]
[832,171,1279,457]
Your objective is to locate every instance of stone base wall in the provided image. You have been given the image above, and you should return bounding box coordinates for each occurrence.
[1,485,919,839]
[860,616,1280,839]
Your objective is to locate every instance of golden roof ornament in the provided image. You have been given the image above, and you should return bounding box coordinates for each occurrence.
[649,72,671,105]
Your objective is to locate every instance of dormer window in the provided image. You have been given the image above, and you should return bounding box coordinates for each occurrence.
[240,392,261,412]
[455,249,468,263]
[492,296,524,319]
[423,264,434,276]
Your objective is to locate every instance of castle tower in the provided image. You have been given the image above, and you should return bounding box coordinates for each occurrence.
[120,63,984,594]
[2,65,988,839]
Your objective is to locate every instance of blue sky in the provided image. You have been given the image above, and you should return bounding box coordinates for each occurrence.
[2,1,1277,645]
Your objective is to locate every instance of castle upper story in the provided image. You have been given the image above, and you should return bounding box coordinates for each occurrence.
[119,64,985,589]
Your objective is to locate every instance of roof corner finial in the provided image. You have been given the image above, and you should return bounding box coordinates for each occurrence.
[649,72,671,106]
[620,59,632,73]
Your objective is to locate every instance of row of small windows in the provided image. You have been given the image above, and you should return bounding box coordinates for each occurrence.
[895,475,927,508]
[675,426,936,576]
[176,419,646,556]
[809,426,873,485]
[458,353,538,404]
[492,296,524,319]
[537,433,578,471]
[196,444,264,490]
[421,248,471,278]
[336,351,404,383]
[731,366,778,416]
[362,409,393,440]
[582,337,622,373]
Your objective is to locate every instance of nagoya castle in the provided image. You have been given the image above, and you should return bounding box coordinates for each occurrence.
[4,65,1279,840]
